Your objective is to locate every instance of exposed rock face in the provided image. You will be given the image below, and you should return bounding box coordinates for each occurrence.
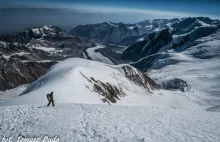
[80,64,159,104]
[122,66,159,91]
[80,72,126,104]
[0,25,94,91]
[0,58,55,91]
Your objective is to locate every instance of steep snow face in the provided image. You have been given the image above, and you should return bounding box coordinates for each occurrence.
[1,104,220,142]
[1,58,162,106]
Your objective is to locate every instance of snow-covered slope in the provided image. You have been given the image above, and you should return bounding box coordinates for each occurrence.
[1,58,161,106]
[1,104,220,142]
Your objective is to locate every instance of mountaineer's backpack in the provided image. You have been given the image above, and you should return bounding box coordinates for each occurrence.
[47,94,51,101]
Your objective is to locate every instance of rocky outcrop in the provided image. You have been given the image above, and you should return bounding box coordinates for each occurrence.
[80,64,159,104]
[122,65,159,91]
[80,72,126,104]
[161,78,191,92]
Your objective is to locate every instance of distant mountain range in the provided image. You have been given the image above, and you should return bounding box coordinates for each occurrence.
[120,17,220,71]
[71,18,181,44]
[117,17,220,108]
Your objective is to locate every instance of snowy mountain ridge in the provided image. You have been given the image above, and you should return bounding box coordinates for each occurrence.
[2,57,213,110]
[1,58,161,106]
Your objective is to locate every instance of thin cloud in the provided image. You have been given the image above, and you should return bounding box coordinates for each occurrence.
[58,4,219,19]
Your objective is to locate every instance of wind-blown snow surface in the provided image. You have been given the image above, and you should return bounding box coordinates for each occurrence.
[0,104,220,142]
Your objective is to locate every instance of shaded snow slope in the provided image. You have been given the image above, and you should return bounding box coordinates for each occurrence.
[1,104,220,142]
[0,85,27,102]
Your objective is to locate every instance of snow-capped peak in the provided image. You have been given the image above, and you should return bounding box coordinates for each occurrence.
[106,21,119,27]
[31,25,70,38]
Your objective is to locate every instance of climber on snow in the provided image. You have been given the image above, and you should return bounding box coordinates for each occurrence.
[47,92,55,106]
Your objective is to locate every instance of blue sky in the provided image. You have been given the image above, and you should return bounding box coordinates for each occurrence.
[0,0,219,33]
[1,0,220,18]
